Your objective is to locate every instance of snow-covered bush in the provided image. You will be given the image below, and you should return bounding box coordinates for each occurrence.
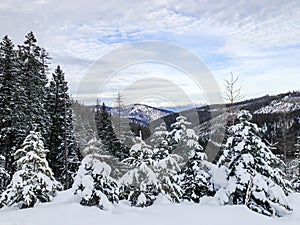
[0,131,61,209]
[216,110,292,217]
[73,154,119,210]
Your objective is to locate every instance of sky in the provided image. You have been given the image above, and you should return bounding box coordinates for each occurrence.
[0,0,299,108]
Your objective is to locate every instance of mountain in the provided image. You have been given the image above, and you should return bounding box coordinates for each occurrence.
[152,91,300,164]
[91,103,174,126]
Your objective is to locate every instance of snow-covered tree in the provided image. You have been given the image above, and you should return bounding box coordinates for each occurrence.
[47,65,81,189]
[83,136,129,179]
[119,126,136,150]
[17,32,50,143]
[180,145,211,203]
[73,154,119,210]
[168,116,201,165]
[291,135,300,192]
[120,135,161,207]
[0,155,10,192]
[149,123,182,202]
[0,35,18,177]
[150,123,171,159]
[216,110,292,217]
[95,101,129,160]
[153,152,182,203]
[0,130,61,208]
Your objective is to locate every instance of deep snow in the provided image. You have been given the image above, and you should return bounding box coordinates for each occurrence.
[0,190,300,225]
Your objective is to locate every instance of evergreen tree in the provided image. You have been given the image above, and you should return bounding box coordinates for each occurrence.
[291,135,300,191]
[17,32,50,141]
[72,100,96,152]
[150,123,171,159]
[95,101,128,160]
[180,144,211,203]
[47,65,81,189]
[120,135,161,207]
[168,116,202,165]
[0,155,10,192]
[83,136,129,179]
[0,35,20,176]
[73,153,119,210]
[150,123,182,202]
[0,130,61,208]
[216,110,292,217]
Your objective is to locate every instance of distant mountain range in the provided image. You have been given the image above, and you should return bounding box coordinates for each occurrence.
[92,103,174,126]
[155,91,300,163]
[89,91,300,163]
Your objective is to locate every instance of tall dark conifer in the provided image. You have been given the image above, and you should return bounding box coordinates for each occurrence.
[0,35,22,176]
[47,65,81,189]
[95,102,128,160]
[16,32,50,146]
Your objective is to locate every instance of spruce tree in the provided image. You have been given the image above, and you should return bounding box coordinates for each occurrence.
[95,102,128,160]
[150,123,171,159]
[73,153,119,210]
[83,136,129,179]
[72,100,96,152]
[17,32,49,141]
[0,154,10,192]
[120,135,161,207]
[216,110,292,217]
[150,123,182,202]
[0,35,20,176]
[168,116,202,165]
[0,130,61,209]
[291,135,300,191]
[180,143,211,203]
[47,65,81,189]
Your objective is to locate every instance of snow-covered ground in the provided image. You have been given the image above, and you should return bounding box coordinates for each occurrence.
[0,190,299,225]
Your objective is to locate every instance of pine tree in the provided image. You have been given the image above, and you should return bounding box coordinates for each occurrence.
[180,144,211,203]
[0,130,61,208]
[216,110,292,217]
[0,154,10,192]
[72,100,96,152]
[73,153,119,210]
[95,102,128,160]
[47,65,81,189]
[83,136,129,179]
[168,116,202,165]
[291,135,300,191]
[0,35,20,176]
[17,32,50,141]
[150,123,182,202]
[150,123,171,159]
[120,135,161,207]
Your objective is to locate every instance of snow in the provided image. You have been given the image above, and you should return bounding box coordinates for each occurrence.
[254,98,300,114]
[1,190,300,225]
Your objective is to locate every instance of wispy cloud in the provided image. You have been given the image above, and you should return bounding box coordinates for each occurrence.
[0,0,299,107]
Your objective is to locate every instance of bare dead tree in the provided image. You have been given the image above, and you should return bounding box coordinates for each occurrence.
[115,92,123,139]
[222,72,244,124]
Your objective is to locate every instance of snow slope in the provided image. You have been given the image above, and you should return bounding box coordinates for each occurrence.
[0,190,300,225]
[100,103,174,125]
[254,96,300,114]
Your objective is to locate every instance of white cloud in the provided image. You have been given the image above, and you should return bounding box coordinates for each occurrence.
[0,0,299,106]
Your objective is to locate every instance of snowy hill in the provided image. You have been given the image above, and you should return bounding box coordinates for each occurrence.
[0,190,299,225]
[254,96,300,114]
[153,91,300,162]
[93,103,174,126]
